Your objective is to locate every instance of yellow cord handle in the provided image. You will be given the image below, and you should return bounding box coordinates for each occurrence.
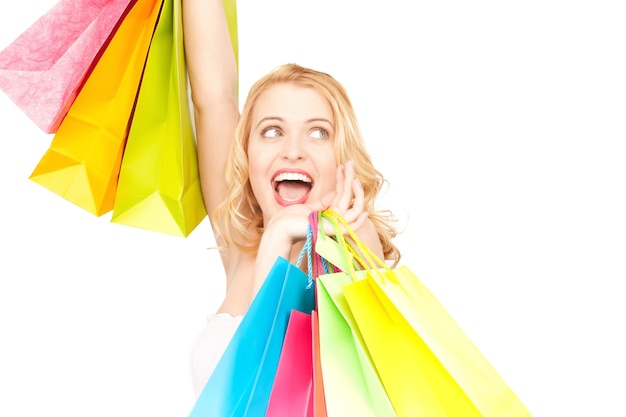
[321,209,394,282]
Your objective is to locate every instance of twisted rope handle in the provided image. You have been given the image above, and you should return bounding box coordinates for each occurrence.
[295,223,314,289]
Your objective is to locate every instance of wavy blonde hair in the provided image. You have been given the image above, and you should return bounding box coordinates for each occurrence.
[213,63,400,265]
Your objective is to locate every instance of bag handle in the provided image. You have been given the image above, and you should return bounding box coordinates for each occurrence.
[309,211,333,277]
[294,211,341,289]
[319,209,394,282]
[295,223,315,289]
[296,209,390,288]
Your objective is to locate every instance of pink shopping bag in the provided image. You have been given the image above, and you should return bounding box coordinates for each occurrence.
[0,0,137,133]
[266,309,314,417]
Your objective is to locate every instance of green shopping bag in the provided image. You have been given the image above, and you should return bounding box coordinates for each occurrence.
[316,273,398,417]
[312,211,397,417]
[112,0,237,236]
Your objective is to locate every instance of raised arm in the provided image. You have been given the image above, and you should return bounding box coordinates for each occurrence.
[182,0,238,222]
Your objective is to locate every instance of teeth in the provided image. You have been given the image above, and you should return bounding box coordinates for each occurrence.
[273,172,312,183]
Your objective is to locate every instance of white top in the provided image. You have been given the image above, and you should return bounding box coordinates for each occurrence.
[190,312,243,397]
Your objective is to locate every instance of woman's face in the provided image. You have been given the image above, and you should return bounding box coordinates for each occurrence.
[247,83,338,224]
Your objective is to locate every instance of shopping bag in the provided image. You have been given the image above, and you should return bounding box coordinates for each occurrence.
[0,0,137,133]
[29,0,163,216]
[109,0,204,236]
[222,0,239,73]
[187,256,316,417]
[307,213,328,417]
[266,309,314,417]
[321,210,532,417]
[303,211,395,417]
[315,269,397,417]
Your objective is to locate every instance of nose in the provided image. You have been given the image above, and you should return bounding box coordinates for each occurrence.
[281,136,305,161]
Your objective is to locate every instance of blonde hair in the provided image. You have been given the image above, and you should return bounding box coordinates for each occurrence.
[213,63,400,265]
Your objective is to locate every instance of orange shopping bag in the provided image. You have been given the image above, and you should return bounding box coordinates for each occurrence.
[29,0,163,216]
[311,311,328,417]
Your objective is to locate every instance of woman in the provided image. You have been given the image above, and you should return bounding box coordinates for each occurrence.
[183,0,400,396]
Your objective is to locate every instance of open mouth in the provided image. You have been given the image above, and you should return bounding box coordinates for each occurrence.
[273,171,313,206]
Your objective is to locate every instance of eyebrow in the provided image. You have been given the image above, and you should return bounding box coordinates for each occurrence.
[255,116,334,129]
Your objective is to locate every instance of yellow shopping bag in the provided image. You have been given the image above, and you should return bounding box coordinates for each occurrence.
[29,0,162,216]
[318,210,533,417]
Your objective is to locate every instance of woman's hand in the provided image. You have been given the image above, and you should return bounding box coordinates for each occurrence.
[252,160,380,298]
[322,159,369,234]
[264,160,368,244]
[253,161,365,284]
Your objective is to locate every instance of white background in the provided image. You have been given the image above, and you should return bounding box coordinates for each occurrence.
[1,1,625,416]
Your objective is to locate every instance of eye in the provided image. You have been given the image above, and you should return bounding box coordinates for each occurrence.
[309,127,329,140]
[261,126,283,138]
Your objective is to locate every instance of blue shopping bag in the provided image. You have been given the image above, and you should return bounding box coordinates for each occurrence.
[188,255,316,417]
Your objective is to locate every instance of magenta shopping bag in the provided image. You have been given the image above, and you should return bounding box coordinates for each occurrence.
[266,310,314,417]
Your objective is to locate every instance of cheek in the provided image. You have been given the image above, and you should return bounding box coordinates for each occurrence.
[247,159,264,195]
[246,147,275,203]
[316,159,339,194]
[246,142,266,176]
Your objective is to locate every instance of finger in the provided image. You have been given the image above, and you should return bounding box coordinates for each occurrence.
[353,178,364,209]
[309,191,336,212]
[345,178,364,217]
[320,191,337,210]
[332,163,345,207]
[334,160,354,210]
[351,211,369,231]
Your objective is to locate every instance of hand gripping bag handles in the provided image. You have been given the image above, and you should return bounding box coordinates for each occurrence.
[0,0,137,133]
[320,209,533,417]
[29,0,163,216]
[187,226,316,417]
